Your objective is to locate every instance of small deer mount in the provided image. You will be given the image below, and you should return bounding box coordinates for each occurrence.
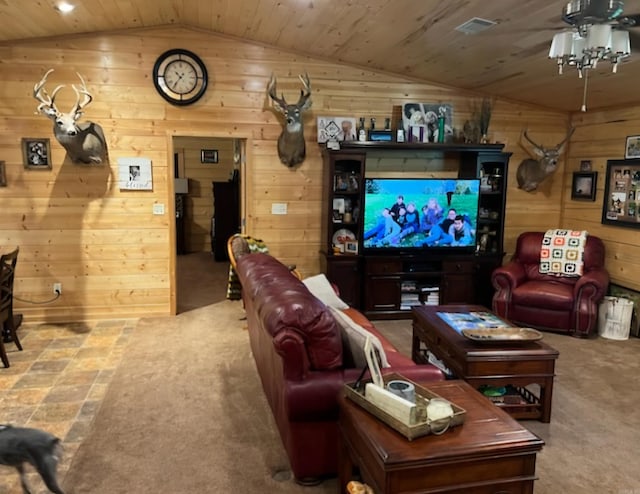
[516,127,575,192]
[267,72,312,168]
[33,69,107,165]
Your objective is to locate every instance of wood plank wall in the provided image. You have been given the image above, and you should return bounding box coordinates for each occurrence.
[564,108,640,292]
[0,26,570,322]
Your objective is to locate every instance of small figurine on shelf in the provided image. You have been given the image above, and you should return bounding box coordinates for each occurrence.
[348,171,359,192]
[358,117,367,142]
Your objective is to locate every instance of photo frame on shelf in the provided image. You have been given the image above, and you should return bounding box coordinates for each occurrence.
[317,116,357,143]
[334,173,349,192]
[601,158,640,228]
[22,138,52,170]
[625,136,640,159]
[345,240,358,255]
[571,172,597,201]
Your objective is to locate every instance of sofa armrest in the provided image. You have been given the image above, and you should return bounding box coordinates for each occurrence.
[273,330,312,381]
[574,268,610,301]
[285,368,364,420]
[492,261,527,290]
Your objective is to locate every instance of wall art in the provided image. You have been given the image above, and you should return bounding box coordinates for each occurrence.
[118,157,153,190]
[602,158,640,228]
[571,172,597,201]
[22,138,52,170]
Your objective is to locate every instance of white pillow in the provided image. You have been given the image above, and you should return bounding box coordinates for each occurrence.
[328,306,390,368]
[302,274,349,310]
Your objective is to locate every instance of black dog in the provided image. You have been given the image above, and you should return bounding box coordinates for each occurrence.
[0,424,65,494]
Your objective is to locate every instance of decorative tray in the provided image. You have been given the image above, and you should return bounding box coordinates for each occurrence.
[344,373,466,440]
[461,327,543,343]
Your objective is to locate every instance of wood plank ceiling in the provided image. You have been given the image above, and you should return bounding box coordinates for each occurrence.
[3,0,640,112]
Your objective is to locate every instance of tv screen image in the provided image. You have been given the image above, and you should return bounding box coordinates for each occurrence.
[363,178,480,251]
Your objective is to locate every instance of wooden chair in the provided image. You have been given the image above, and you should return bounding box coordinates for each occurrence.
[1,247,23,368]
[226,234,301,301]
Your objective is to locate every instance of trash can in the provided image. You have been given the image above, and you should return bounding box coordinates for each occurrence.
[598,296,634,340]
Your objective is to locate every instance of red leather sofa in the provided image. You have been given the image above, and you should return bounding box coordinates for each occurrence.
[491,231,609,338]
[235,252,443,484]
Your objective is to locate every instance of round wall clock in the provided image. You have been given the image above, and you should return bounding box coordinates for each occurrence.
[153,49,208,106]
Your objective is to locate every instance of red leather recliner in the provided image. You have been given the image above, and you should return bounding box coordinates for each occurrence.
[492,231,609,338]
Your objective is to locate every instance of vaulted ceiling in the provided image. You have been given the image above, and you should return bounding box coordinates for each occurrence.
[3,0,640,113]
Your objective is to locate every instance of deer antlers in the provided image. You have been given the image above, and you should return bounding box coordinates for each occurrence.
[267,72,311,113]
[34,69,94,119]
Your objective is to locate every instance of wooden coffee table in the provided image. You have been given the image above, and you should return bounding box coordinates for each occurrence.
[412,304,559,422]
[338,379,544,494]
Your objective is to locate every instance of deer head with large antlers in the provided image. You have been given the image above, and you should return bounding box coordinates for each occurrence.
[33,69,107,164]
[516,127,575,192]
[267,72,312,168]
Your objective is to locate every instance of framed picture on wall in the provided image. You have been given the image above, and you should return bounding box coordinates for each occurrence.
[201,149,218,163]
[625,135,640,159]
[0,161,6,187]
[571,172,597,201]
[601,158,640,228]
[22,138,52,170]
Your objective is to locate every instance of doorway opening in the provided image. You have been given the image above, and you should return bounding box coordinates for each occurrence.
[171,136,246,313]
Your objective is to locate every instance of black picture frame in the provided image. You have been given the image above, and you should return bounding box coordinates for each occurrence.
[200,149,218,163]
[601,158,640,228]
[22,138,52,170]
[571,172,597,201]
[0,161,6,186]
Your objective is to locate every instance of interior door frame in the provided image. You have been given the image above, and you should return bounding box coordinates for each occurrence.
[166,131,251,315]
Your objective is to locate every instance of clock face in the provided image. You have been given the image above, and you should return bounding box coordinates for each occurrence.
[153,49,208,106]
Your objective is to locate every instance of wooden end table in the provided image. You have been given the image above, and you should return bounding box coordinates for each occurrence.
[412,304,559,422]
[338,379,544,494]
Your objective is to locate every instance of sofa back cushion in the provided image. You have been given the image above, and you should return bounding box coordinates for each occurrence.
[236,253,343,370]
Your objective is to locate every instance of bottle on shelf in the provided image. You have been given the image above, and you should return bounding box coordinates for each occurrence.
[396,120,405,143]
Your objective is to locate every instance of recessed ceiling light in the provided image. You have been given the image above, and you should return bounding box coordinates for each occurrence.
[55,2,76,14]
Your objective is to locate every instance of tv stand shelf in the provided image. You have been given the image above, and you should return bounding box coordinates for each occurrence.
[320,141,511,316]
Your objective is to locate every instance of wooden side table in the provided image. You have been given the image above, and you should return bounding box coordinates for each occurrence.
[338,380,544,494]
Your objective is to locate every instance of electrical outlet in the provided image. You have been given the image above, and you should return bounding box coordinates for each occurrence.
[53,283,62,295]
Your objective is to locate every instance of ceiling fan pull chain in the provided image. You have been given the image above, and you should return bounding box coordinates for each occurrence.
[581,69,589,112]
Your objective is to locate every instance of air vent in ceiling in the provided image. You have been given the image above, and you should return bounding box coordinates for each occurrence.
[454,17,497,34]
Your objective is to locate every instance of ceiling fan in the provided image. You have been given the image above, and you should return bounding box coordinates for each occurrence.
[560,0,640,46]
[549,0,640,110]
[561,0,639,28]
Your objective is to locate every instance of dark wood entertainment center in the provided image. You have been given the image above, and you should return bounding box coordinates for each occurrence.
[321,142,511,318]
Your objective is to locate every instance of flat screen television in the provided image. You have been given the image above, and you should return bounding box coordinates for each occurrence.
[362,177,480,252]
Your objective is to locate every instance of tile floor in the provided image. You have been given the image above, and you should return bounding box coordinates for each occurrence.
[0,319,137,493]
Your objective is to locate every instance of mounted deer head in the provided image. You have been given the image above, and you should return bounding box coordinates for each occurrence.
[516,127,575,192]
[267,72,312,168]
[33,69,107,164]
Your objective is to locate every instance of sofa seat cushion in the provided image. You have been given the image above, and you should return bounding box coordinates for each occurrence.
[512,280,575,311]
[236,253,343,370]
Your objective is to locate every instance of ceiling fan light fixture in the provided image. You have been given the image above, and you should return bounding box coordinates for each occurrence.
[611,29,631,55]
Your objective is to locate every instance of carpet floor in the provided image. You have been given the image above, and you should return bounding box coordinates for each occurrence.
[61,254,640,493]
[62,299,337,493]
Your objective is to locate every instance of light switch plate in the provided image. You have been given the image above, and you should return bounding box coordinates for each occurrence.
[153,203,165,215]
